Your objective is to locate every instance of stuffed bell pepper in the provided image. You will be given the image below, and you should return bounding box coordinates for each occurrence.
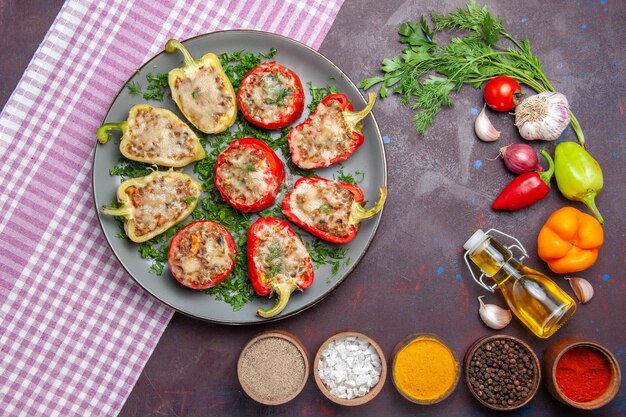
[97,104,205,167]
[237,61,304,129]
[214,138,285,212]
[247,217,314,318]
[102,170,202,243]
[288,92,376,169]
[282,177,387,244]
[168,220,237,289]
[165,39,237,134]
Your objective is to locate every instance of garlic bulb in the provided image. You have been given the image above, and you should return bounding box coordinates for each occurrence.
[515,92,570,141]
[566,277,594,304]
[474,105,501,142]
[478,296,512,329]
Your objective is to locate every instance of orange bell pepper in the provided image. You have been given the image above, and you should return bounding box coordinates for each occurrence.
[537,207,603,274]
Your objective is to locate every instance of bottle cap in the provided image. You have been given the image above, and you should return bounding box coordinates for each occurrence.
[463,229,487,252]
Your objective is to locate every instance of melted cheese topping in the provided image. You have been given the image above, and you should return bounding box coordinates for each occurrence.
[290,100,352,169]
[169,222,234,287]
[124,108,196,163]
[216,146,277,206]
[289,181,353,237]
[174,65,234,131]
[127,175,198,237]
[253,222,310,282]
[240,72,298,124]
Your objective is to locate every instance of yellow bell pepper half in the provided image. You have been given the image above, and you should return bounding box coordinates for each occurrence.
[102,171,202,243]
[165,39,237,134]
[537,206,604,274]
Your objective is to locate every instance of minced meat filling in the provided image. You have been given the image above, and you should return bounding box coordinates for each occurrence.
[290,100,352,168]
[126,175,197,236]
[240,72,298,123]
[216,146,275,204]
[169,222,234,286]
[126,109,196,161]
[253,223,310,281]
[291,181,354,237]
[174,65,233,131]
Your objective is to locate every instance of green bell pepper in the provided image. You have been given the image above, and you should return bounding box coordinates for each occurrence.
[554,142,604,224]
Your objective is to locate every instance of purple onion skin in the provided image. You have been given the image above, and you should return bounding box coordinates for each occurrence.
[500,144,544,174]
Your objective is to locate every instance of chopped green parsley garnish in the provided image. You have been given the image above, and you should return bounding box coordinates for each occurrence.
[305,239,349,275]
[219,48,277,91]
[143,72,170,101]
[334,164,365,184]
[125,81,142,95]
[307,81,338,112]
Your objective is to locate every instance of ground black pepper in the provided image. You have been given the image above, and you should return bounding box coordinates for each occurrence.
[467,338,537,408]
[239,336,306,403]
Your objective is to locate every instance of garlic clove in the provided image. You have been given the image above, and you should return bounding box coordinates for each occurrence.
[566,277,594,304]
[474,105,501,142]
[478,296,512,329]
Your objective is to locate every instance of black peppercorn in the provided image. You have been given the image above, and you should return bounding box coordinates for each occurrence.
[466,337,538,409]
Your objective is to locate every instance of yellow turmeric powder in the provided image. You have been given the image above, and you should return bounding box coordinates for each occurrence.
[393,336,458,402]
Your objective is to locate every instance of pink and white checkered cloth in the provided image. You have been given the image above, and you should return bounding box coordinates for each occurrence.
[0,1,343,415]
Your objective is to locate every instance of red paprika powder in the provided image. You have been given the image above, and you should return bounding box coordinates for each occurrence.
[555,346,611,402]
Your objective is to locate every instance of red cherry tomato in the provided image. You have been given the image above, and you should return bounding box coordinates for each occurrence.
[483,76,521,112]
[168,220,237,290]
[214,138,285,212]
[237,61,305,129]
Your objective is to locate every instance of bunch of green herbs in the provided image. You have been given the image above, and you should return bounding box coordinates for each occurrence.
[360,0,584,145]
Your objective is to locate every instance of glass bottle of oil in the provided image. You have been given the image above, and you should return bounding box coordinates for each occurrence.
[463,229,576,338]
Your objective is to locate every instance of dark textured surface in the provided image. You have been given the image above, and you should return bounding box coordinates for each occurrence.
[2,1,624,416]
[0,0,65,107]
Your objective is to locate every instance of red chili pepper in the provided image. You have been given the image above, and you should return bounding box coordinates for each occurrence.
[247,217,314,318]
[237,61,305,130]
[288,92,376,169]
[281,177,387,244]
[493,150,554,210]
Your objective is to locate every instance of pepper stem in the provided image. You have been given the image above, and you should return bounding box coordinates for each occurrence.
[582,193,604,224]
[538,150,554,186]
[257,282,301,318]
[343,92,377,132]
[350,187,387,225]
[165,39,197,68]
[97,122,127,144]
[101,205,132,218]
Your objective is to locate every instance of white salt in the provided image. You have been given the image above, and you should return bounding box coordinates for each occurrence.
[318,336,382,399]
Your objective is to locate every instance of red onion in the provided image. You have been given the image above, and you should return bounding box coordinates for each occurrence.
[499,144,544,174]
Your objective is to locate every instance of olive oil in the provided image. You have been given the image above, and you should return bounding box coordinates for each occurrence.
[465,231,576,338]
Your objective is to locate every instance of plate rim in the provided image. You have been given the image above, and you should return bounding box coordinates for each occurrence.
[92,29,388,325]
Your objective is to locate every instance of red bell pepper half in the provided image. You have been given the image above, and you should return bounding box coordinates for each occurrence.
[281,177,387,244]
[247,217,314,318]
[237,61,305,130]
[493,150,554,210]
[288,92,377,169]
[168,220,237,290]
[214,137,285,212]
